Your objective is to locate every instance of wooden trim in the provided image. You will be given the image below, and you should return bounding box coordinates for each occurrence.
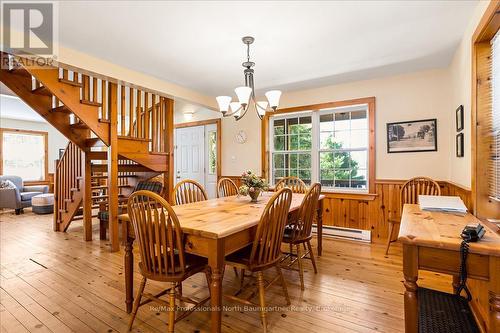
[174,117,222,180]
[174,118,220,128]
[471,0,500,219]
[0,127,49,181]
[261,97,376,194]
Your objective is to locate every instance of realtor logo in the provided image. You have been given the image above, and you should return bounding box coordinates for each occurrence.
[2,2,54,55]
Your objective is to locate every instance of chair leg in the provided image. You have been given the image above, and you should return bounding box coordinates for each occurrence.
[306,241,318,274]
[168,282,176,333]
[240,269,245,290]
[128,277,146,331]
[296,244,305,291]
[275,265,291,305]
[204,268,212,296]
[257,271,268,333]
[385,222,395,255]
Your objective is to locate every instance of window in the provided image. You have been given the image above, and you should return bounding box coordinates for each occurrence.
[490,30,500,202]
[0,129,48,181]
[268,98,375,192]
[208,130,217,175]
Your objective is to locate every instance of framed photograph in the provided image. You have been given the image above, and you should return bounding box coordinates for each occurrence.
[387,119,437,153]
[456,105,464,132]
[456,133,464,157]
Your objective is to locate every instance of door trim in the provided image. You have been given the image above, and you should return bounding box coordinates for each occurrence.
[174,118,221,181]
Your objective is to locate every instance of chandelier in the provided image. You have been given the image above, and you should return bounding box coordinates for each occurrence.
[216,36,282,121]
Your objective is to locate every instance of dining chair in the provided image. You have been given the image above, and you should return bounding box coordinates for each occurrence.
[281,183,321,290]
[224,188,293,332]
[217,177,239,198]
[385,176,441,255]
[172,179,208,205]
[127,190,211,333]
[275,176,308,193]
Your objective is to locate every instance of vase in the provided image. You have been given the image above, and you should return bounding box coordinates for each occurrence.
[249,189,261,203]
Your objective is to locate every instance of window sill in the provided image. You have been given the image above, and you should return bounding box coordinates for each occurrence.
[320,190,377,201]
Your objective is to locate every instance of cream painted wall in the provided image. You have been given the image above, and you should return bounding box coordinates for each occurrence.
[221,69,453,181]
[0,118,69,173]
[448,1,489,189]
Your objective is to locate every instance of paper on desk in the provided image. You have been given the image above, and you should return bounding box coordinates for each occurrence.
[418,195,468,214]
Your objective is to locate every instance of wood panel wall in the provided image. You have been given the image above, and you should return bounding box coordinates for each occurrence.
[220,176,472,243]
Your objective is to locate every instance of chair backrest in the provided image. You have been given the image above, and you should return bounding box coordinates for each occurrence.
[249,188,292,270]
[288,183,321,242]
[127,190,186,278]
[172,179,208,205]
[134,180,163,195]
[275,176,307,194]
[0,175,23,190]
[217,178,238,198]
[400,177,441,207]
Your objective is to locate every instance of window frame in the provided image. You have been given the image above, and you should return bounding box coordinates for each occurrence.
[262,97,376,194]
[0,128,49,182]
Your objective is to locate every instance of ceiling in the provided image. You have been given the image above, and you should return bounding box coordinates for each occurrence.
[57,1,479,97]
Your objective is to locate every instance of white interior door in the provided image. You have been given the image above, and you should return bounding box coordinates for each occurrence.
[204,124,218,198]
[174,126,205,186]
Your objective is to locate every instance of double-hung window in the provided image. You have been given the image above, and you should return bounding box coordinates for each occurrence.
[268,99,373,193]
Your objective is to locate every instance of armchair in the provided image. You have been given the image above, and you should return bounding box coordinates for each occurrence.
[0,175,49,214]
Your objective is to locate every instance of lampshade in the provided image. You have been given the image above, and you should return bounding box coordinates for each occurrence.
[235,86,252,105]
[265,90,282,109]
[216,96,231,113]
[256,101,268,116]
[230,102,242,118]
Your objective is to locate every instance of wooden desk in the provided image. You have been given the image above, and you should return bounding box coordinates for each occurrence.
[398,204,500,333]
[119,192,325,333]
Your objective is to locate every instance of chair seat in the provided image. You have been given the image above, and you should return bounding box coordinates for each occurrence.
[138,253,208,282]
[20,191,43,201]
[281,225,312,244]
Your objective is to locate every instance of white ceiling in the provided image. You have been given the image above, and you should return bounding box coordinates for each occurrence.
[58,1,479,97]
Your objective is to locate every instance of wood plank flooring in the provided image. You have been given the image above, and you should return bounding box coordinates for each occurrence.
[0,209,452,333]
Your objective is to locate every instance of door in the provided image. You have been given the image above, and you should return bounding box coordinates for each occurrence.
[204,123,218,198]
[174,126,205,187]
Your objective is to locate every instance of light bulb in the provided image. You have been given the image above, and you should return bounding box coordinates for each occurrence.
[265,90,282,110]
[234,86,252,106]
[216,96,231,113]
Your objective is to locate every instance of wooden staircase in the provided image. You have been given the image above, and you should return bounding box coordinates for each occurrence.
[0,52,174,251]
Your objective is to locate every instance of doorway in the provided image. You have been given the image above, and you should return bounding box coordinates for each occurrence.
[174,119,221,198]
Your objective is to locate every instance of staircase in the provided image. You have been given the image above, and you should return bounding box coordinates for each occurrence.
[0,52,174,251]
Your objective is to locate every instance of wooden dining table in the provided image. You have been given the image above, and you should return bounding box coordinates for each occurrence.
[118,192,325,333]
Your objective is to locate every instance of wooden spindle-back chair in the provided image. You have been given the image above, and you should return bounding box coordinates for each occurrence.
[127,191,211,332]
[217,177,239,198]
[385,177,441,254]
[172,179,208,205]
[281,183,321,290]
[224,188,293,332]
[275,176,308,193]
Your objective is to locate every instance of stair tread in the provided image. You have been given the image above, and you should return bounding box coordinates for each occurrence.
[91,184,132,189]
[50,105,72,114]
[81,100,101,107]
[32,85,52,97]
[91,175,138,179]
[59,78,82,87]
[99,119,111,124]
[70,122,88,129]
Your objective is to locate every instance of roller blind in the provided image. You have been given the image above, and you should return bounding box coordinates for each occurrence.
[490,30,500,201]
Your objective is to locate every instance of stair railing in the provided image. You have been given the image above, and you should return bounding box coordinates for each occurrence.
[54,141,83,230]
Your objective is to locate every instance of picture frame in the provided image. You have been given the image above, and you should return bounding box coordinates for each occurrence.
[387,119,437,153]
[456,133,464,157]
[456,105,464,132]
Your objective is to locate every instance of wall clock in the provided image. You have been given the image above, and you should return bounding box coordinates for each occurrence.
[235,130,247,144]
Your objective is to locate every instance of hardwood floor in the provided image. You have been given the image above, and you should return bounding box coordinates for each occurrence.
[0,209,453,333]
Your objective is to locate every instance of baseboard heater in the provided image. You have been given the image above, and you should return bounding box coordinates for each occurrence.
[313,225,371,242]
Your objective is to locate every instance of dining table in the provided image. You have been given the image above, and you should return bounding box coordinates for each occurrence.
[118,191,325,333]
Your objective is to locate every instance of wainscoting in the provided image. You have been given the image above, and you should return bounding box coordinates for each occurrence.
[221,176,472,243]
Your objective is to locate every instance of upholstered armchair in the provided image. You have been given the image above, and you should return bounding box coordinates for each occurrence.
[0,175,49,214]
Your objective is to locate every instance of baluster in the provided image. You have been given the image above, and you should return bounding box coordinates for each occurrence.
[144,92,149,141]
[129,87,134,137]
[136,89,141,138]
[121,85,126,135]
[82,75,90,101]
[101,80,107,121]
[152,94,157,152]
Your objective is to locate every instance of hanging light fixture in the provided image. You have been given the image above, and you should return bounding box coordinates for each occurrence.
[216,36,282,121]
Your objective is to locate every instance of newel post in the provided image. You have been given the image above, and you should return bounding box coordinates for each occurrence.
[108,82,119,252]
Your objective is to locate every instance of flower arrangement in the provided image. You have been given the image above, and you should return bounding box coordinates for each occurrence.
[239,170,268,202]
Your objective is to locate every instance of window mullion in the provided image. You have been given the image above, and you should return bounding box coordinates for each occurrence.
[312,111,319,184]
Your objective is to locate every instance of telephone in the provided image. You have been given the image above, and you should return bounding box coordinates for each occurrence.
[461,223,486,242]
